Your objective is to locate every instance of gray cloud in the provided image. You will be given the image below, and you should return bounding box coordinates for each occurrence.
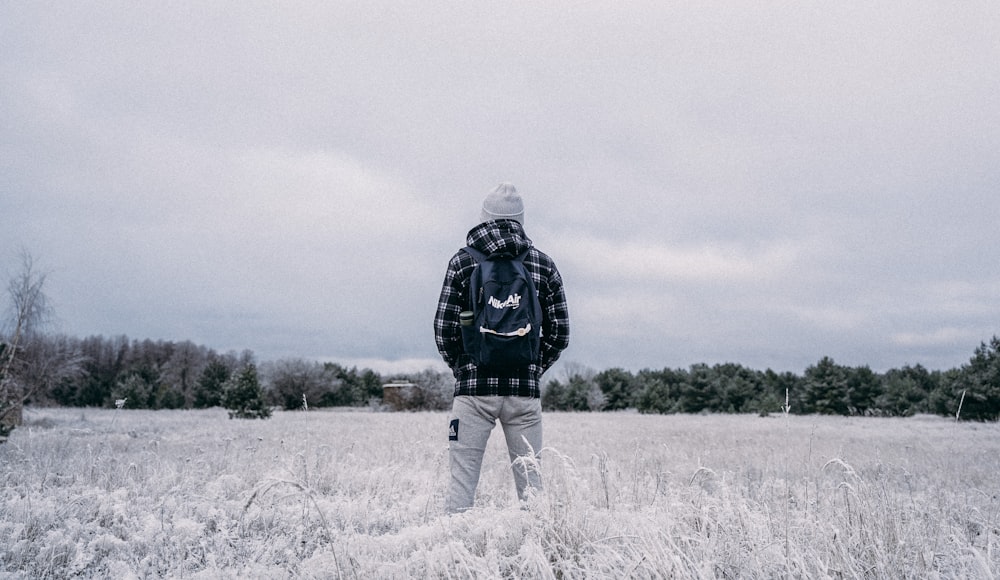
[3,2,999,375]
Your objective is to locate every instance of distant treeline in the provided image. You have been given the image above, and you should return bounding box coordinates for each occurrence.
[25,335,385,411]
[18,334,1000,421]
[543,337,1000,421]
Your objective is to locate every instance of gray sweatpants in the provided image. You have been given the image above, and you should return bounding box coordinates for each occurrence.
[446,395,543,513]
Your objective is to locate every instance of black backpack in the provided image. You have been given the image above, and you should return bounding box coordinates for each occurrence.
[460,246,543,370]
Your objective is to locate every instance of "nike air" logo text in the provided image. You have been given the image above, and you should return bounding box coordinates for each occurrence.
[488,294,521,310]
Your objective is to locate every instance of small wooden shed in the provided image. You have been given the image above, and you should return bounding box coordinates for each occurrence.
[381,380,418,411]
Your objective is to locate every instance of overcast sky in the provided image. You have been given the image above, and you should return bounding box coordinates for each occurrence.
[3,2,999,377]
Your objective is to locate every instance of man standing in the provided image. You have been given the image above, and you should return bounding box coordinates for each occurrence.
[434,182,570,513]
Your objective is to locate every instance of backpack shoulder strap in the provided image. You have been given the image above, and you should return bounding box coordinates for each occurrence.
[463,246,531,263]
[461,246,487,263]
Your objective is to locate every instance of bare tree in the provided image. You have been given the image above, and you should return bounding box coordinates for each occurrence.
[161,341,208,407]
[262,358,343,410]
[1,251,66,437]
[15,334,84,406]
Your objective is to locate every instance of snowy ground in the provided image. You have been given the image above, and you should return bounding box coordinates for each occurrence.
[1,407,998,578]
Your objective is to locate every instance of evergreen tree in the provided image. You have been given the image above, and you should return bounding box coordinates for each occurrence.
[75,335,129,407]
[923,368,953,416]
[360,368,384,403]
[222,363,271,419]
[845,365,881,415]
[541,379,567,411]
[596,367,637,410]
[877,365,934,416]
[566,373,604,411]
[753,369,791,416]
[713,363,761,413]
[155,384,186,409]
[321,363,352,406]
[951,336,1000,421]
[111,373,156,409]
[803,357,850,415]
[677,364,718,413]
[194,358,230,408]
[322,364,383,407]
[635,368,685,414]
[543,367,603,411]
[763,369,804,414]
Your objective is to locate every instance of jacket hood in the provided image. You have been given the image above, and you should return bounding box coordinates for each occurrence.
[466,220,533,257]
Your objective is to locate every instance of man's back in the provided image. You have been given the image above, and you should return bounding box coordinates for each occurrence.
[434,219,569,398]
[434,182,570,513]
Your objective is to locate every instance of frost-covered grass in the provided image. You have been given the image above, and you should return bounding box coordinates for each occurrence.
[1,407,998,578]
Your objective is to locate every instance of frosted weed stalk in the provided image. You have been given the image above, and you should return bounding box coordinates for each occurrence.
[782,388,791,564]
[109,398,126,427]
[241,435,333,539]
[243,473,331,535]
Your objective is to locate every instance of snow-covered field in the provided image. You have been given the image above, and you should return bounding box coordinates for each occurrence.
[1,407,998,578]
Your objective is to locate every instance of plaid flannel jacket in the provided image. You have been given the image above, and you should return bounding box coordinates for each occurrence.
[434,220,570,398]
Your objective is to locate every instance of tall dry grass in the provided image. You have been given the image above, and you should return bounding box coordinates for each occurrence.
[0,407,997,578]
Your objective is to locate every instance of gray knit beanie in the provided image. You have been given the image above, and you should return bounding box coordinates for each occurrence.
[480,182,524,225]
